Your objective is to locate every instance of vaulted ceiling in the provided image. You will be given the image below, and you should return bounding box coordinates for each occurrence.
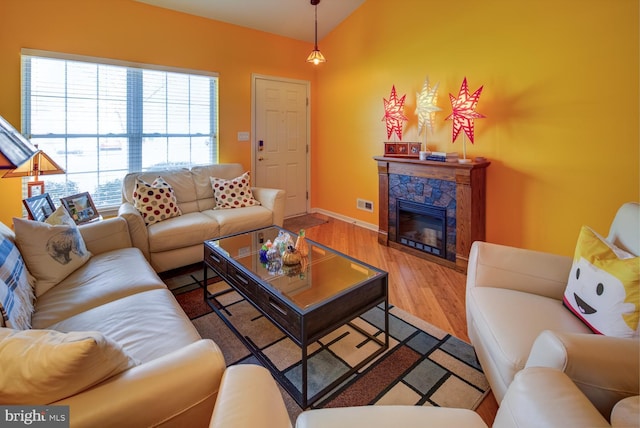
[134,0,366,42]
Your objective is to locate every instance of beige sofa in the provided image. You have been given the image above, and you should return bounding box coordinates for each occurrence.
[119,163,286,272]
[466,201,639,415]
[0,217,226,427]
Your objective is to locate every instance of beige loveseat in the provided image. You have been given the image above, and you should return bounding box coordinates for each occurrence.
[0,217,225,427]
[119,163,286,272]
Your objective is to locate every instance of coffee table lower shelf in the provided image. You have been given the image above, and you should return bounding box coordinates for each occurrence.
[203,269,389,408]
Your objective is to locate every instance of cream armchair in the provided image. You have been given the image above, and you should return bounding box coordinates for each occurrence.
[465,202,639,415]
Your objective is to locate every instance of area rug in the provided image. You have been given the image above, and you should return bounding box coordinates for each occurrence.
[166,266,490,422]
[282,213,327,232]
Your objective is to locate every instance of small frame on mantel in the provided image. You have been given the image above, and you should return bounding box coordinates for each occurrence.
[384,142,422,158]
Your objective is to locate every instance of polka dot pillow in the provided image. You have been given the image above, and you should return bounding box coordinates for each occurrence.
[210,171,261,209]
[133,177,182,225]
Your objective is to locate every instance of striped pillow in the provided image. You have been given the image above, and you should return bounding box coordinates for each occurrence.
[0,237,35,329]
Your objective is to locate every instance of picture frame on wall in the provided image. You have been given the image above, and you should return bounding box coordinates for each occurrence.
[60,192,100,224]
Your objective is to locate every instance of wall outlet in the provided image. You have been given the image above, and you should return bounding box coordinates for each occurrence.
[357,198,374,212]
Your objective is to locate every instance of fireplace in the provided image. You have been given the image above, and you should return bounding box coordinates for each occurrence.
[396,200,446,258]
[375,156,489,272]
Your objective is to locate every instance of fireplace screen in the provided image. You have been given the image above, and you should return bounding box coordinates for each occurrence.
[396,200,446,258]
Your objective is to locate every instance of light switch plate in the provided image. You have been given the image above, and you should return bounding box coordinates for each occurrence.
[237,131,250,141]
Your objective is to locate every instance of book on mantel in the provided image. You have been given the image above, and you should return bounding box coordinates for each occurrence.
[426,152,459,162]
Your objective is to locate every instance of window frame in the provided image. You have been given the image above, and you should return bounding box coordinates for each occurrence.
[20,48,219,212]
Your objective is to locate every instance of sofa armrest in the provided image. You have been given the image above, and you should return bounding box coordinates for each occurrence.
[55,339,225,428]
[79,217,132,255]
[297,407,487,428]
[466,241,573,301]
[118,202,150,260]
[209,365,292,428]
[493,367,610,428]
[252,187,286,227]
[526,330,640,418]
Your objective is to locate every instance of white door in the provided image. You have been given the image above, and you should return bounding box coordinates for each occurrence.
[253,76,309,218]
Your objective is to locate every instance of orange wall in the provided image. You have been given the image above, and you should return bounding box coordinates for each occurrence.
[1,0,638,258]
[314,0,639,256]
[0,0,317,227]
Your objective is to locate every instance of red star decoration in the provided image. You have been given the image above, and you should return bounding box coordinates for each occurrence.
[382,85,408,140]
[445,77,485,143]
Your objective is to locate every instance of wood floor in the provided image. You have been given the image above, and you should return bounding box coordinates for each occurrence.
[301,216,499,425]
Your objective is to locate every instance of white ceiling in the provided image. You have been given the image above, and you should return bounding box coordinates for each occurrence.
[134,0,365,43]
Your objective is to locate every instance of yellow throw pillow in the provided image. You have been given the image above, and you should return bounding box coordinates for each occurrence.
[563,226,640,338]
[13,208,92,297]
[0,328,138,404]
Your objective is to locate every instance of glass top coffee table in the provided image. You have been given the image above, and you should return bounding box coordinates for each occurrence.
[203,226,389,407]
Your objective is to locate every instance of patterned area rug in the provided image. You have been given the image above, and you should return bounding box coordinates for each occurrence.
[164,266,490,422]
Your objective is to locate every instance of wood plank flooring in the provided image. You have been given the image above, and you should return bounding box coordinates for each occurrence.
[301,216,499,425]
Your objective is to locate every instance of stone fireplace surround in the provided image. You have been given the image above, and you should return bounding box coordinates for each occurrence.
[375,156,490,272]
[390,176,457,262]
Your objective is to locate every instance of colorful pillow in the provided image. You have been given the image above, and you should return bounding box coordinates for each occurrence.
[210,171,261,209]
[0,235,35,329]
[563,225,640,338]
[13,207,92,297]
[0,328,138,404]
[133,177,182,225]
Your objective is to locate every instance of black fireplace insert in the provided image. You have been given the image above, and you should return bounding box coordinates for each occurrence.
[396,199,447,258]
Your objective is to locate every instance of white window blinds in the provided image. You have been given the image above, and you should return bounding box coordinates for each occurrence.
[21,49,218,209]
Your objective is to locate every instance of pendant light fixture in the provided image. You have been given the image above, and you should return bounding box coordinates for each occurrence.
[306,0,326,64]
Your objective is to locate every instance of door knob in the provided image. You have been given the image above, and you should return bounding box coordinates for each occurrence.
[258,156,265,161]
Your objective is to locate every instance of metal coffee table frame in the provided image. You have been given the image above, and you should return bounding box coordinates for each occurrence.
[203,226,389,408]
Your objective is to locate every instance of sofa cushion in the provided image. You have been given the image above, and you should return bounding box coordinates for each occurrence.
[32,247,166,329]
[0,327,138,404]
[467,287,591,390]
[46,288,202,363]
[133,177,182,226]
[202,206,273,237]
[210,171,261,209]
[123,168,200,215]
[0,235,34,329]
[148,212,220,253]
[14,210,92,297]
[563,225,639,338]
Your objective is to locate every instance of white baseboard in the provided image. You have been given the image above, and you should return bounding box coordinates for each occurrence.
[310,208,378,232]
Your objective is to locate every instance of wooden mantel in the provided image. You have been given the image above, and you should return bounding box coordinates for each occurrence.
[374,156,490,272]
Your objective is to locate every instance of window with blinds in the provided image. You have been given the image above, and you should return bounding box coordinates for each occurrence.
[21,50,218,209]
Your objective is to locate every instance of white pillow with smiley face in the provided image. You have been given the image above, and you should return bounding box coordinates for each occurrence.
[563,226,639,338]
